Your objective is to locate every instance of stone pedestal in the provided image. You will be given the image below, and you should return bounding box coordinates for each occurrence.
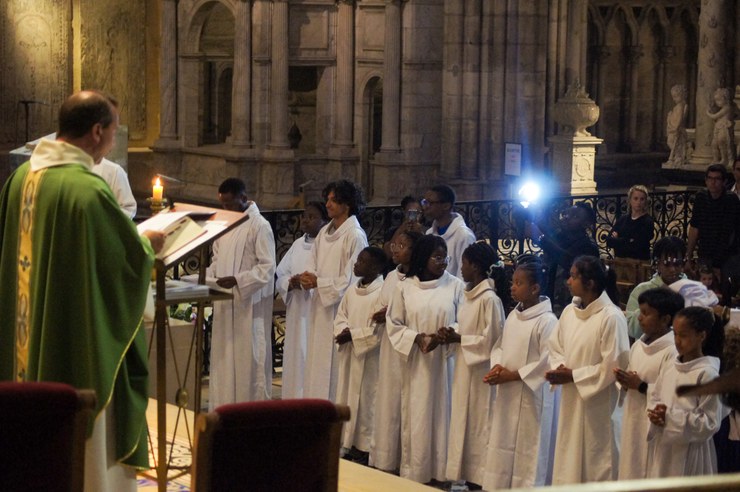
[549,135,602,195]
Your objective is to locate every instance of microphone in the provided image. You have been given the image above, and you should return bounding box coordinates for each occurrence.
[18,100,49,106]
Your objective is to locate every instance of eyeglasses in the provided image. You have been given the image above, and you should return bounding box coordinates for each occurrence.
[421,198,442,208]
[431,255,451,265]
[390,243,407,252]
[655,258,685,267]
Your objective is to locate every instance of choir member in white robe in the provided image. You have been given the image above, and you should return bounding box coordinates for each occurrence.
[484,297,557,489]
[647,307,723,478]
[274,202,328,399]
[387,235,465,483]
[546,256,629,485]
[334,247,386,454]
[300,180,368,400]
[441,242,505,486]
[369,230,423,471]
[422,185,475,279]
[205,179,276,408]
[615,287,683,480]
[92,157,137,218]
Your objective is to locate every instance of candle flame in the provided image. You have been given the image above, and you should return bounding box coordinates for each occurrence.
[155,177,161,186]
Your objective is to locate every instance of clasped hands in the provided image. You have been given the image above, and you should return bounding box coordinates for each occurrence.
[647,404,667,427]
[414,327,459,353]
[296,272,318,290]
[544,364,574,385]
[483,364,520,385]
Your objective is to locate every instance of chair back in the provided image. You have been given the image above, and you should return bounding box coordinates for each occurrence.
[192,399,350,492]
[0,381,96,491]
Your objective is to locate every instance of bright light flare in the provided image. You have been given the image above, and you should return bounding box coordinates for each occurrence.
[518,181,541,209]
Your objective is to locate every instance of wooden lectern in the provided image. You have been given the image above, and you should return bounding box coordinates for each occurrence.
[146,203,248,491]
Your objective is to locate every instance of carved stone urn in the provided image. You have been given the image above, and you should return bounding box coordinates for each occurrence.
[553,80,600,137]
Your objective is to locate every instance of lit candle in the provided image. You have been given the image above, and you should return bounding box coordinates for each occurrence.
[153,177,163,202]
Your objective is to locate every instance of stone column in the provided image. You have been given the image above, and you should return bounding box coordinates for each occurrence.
[565,0,588,87]
[380,0,401,152]
[333,0,354,148]
[654,45,675,145]
[231,0,252,147]
[625,45,644,151]
[692,0,731,165]
[592,45,611,141]
[269,0,289,149]
[157,0,178,146]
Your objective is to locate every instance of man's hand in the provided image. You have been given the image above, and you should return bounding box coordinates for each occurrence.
[299,272,318,290]
[371,307,387,324]
[436,326,460,344]
[141,230,165,254]
[216,276,238,289]
[484,364,520,385]
[545,364,574,385]
[614,368,642,390]
[647,404,667,427]
[288,274,302,291]
[335,328,352,345]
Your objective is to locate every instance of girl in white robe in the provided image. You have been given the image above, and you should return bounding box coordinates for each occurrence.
[647,306,723,477]
[275,202,327,399]
[369,230,423,471]
[614,287,682,480]
[438,241,506,486]
[546,255,630,485]
[387,235,465,484]
[334,247,387,458]
[300,181,368,400]
[483,256,557,489]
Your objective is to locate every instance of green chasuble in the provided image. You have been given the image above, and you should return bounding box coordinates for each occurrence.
[0,155,153,468]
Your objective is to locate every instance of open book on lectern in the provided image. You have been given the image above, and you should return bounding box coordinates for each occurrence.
[136,204,249,266]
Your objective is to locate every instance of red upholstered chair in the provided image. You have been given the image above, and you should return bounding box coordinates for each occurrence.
[191,399,350,492]
[0,381,96,491]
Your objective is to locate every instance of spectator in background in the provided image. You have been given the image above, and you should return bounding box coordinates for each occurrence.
[422,184,476,279]
[686,163,740,279]
[531,203,599,311]
[606,185,654,261]
[383,195,424,273]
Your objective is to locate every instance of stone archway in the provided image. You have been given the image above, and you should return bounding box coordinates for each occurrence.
[359,76,383,201]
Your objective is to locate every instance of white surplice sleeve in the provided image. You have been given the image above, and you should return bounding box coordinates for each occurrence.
[661,371,722,444]
[460,295,503,367]
[235,219,276,298]
[571,311,630,400]
[519,314,557,392]
[275,240,297,303]
[387,284,417,362]
[315,229,367,308]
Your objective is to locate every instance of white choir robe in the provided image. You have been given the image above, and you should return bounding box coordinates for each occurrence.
[205,202,276,408]
[446,279,504,485]
[387,271,465,483]
[304,216,368,400]
[617,331,676,480]
[483,297,558,490]
[370,266,406,471]
[548,291,630,485]
[647,355,722,477]
[92,158,137,218]
[275,234,316,399]
[334,277,384,451]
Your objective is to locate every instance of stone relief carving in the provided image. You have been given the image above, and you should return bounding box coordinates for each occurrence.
[0,1,71,143]
[665,84,689,168]
[80,0,147,141]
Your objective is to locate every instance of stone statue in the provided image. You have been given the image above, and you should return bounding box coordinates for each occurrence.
[706,87,738,168]
[665,84,688,167]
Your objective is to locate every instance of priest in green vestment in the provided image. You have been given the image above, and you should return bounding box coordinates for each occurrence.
[0,91,164,491]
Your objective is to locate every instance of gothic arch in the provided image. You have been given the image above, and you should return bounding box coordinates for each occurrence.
[357,74,383,200]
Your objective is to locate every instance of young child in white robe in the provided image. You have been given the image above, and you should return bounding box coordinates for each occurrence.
[275,202,328,399]
[483,255,557,489]
[334,246,387,464]
[647,306,724,477]
[387,235,465,484]
[369,230,423,472]
[437,241,507,487]
[614,287,683,480]
[546,255,630,485]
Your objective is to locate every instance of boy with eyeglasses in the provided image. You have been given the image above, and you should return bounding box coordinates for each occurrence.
[422,184,475,279]
[625,236,718,339]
